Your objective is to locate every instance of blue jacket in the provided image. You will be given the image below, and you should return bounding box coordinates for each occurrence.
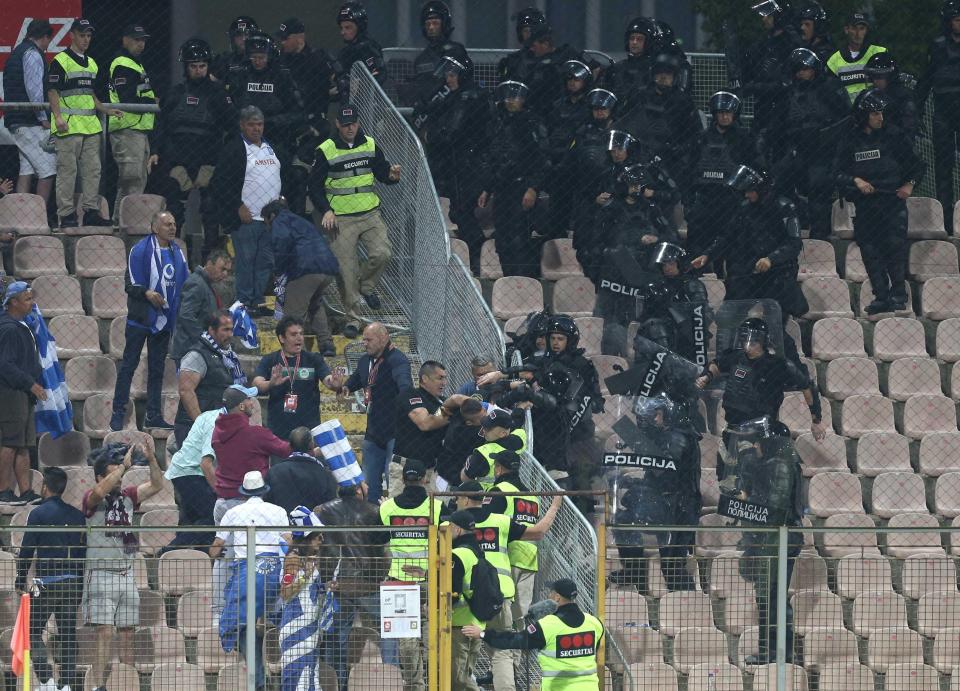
[15,496,86,590]
[271,209,340,281]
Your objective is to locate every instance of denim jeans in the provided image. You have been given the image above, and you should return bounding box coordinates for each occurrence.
[361,437,395,503]
[113,324,170,418]
[168,475,216,549]
[232,221,274,307]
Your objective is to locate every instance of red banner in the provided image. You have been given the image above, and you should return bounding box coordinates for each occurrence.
[0,0,83,72]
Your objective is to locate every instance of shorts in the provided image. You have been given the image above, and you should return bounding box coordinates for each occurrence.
[83,570,140,628]
[0,387,36,448]
[12,125,57,178]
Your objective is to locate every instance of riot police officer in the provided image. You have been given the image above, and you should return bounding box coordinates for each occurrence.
[604,17,658,110]
[832,89,923,314]
[150,38,234,258]
[420,57,492,273]
[497,6,547,84]
[918,0,960,230]
[797,1,834,63]
[477,81,549,278]
[211,15,258,81]
[336,1,387,100]
[565,89,619,238]
[609,393,700,592]
[410,1,470,108]
[276,18,336,140]
[686,91,764,263]
[865,53,919,137]
[524,24,594,118]
[226,31,305,160]
[772,48,849,239]
[649,21,694,94]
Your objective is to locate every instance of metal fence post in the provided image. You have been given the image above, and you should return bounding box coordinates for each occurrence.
[245,525,257,691]
[776,526,789,691]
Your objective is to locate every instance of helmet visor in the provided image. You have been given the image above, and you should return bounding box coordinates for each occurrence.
[563,60,591,82]
[607,129,635,152]
[633,394,675,424]
[588,88,618,109]
[433,56,466,79]
[651,242,686,266]
[751,0,783,16]
[710,91,741,114]
[736,327,768,350]
[495,80,529,103]
[727,164,764,192]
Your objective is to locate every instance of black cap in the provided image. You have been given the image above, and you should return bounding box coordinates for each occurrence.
[337,104,359,124]
[403,458,427,481]
[492,450,522,470]
[457,480,484,494]
[481,409,514,430]
[122,24,150,38]
[551,578,578,600]
[277,17,306,38]
[448,510,475,530]
[70,18,95,33]
[846,12,870,26]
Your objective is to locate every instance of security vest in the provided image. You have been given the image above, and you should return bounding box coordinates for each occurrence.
[317,135,380,215]
[51,51,101,137]
[109,54,155,131]
[473,428,528,489]
[538,611,604,690]
[473,512,516,599]
[380,495,443,582]
[494,479,539,572]
[451,546,483,627]
[826,44,887,101]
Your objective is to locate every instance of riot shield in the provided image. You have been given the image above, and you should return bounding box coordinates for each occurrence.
[713,299,784,357]
[606,335,701,405]
[717,416,800,526]
[667,300,712,369]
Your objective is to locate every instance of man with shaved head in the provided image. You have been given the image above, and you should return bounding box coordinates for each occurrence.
[337,322,411,502]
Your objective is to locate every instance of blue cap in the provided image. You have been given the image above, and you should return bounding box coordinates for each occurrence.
[2,281,30,308]
[222,384,259,408]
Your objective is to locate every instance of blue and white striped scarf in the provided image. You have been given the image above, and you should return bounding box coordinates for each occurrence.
[24,305,73,438]
[311,420,364,487]
[127,234,188,334]
[230,300,259,350]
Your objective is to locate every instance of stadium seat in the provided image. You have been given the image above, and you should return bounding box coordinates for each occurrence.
[824,357,878,399]
[801,276,853,319]
[935,472,960,518]
[887,663,942,691]
[798,239,838,280]
[658,591,712,637]
[480,239,503,279]
[0,193,49,235]
[921,276,960,320]
[130,357,178,399]
[118,193,165,235]
[909,197,948,238]
[491,276,542,319]
[132,625,186,673]
[870,471,928,518]
[852,591,908,637]
[752,663,808,691]
[872,318,927,361]
[64,355,116,400]
[347,662,403,690]
[911,240,959,282]
[606,589,649,629]
[151,393,180,440]
[90,276,128,318]
[30,274,83,317]
[81,393,134,439]
[551,276,596,316]
[104,429,155,456]
[780,391,831,436]
[953,516,960,556]
[807,473,865,517]
[13,235,67,278]
[858,279,914,320]
[540,238,584,280]
[951,363,960,399]
[197,627,239,673]
[82,663,139,691]
[176,590,214,638]
[449,237,469,269]
[136,509,178,554]
[936,318,960,362]
[792,590,844,636]
[695,513,742,558]
[700,468,720,510]
[73,235,127,278]
[48,315,101,359]
[789,553,828,596]
[702,275,726,308]
[831,199,854,238]
[7,507,34,551]
[811,318,865,360]
[159,549,212,596]
[592,355,628,394]
[108,315,126,358]
[852,432,910,477]
[918,432,960,476]
[687,663,742,691]
[842,243,868,282]
[902,553,957,601]
[438,197,456,232]
[839,393,896,437]
[574,316,603,357]
[624,662,679,691]
[708,551,754,599]
[822,513,880,558]
[885,357,943,401]
[901,394,958,438]
[801,629,859,672]
[0,554,16,592]
[821,663,875,691]
[719,591,758,635]
[137,588,165,628]
[671,626,728,673]
[216,663,249,691]
[151,662,204,691]
[58,465,95,511]
[865,627,924,672]
[932,630,960,673]
[615,625,663,666]
[796,433,847,476]
[886,512,947,559]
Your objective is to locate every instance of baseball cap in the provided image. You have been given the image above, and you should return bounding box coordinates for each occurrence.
[551,578,578,600]
[492,450,522,471]
[222,384,258,409]
[403,458,427,481]
[277,18,306,39]
[457,480,484,496]
[2,281,30,308]
[337,104,359,124]
[481,409,514,430]
[70,18,95,33]
[448,510,476,530]
[122,24,150,38]
[846,12,870,26]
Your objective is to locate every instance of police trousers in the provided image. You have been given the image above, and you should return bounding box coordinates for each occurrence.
[330,209,392,315]
[54,133,102,219]
[492,183,539,278]
[283,273,333,345]
[110,128,151,220]
[932,94,960,228]
[853,197,908,303]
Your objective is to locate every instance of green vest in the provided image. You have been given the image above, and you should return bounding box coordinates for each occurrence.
[474,428,528,489]
[109,55,155,131]
[826,44,887,101]
[451,545,484,628]
[473,512,515,599]
[51,51,101,137]
[317,135,380,215]
[538,611,604,690]
[494,479,539,572]
[380,495,443,582]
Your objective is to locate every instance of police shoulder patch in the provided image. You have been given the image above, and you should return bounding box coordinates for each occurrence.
[527,623,538,634]
[409,397,423,405]
[49,75,60,82]
[114,77,127,86]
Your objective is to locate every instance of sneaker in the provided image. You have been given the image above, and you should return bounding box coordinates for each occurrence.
[38,679,57,691]
[865,299,891,315]
[143,416,174,430]
[890,295,909,310]
[362,292,382,310]
[342,321,360,339]
[0,490,18,503]
[59,213,79,228]
[744,654,770,666]
[109,410,125,432]
[17,490,41,504]
[475,671,493,686]
[320,341,336,357]
[82,214,113,227]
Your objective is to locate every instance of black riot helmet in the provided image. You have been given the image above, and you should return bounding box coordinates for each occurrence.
[528,310,551,339]
[650,242,686,270]
[943,0,960,26]
[797,1,829,36]
[753,0,793,29]
[587,88,618,111]
[433,55,473,83]
[865,53,899,83]
[727,164,773,193]
[228,16,259,40]
[624,16,657,52]
[513,6,547,43]
[495,80,529,104]
[736,317,769,351]
[616,163,649,197]
[179,37,212,65]
[789,47,822,76]
[650,20,679,53]
[546,314,580,352]
[709,91,742,118]
[245,31,274,59]
[634,393,676,426]
[421,1,453,39]
[853,87,890,127]
[338,2,369,36]
[563,60,593,85]
[651,52,682,78]
[607,129,636,154]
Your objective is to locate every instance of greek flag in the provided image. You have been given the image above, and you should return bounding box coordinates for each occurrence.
[280,574,322,691]
[311,420,363,487]
[25,305,73,438]
[230,301,259,349]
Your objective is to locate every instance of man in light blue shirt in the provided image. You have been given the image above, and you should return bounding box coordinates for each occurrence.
[456,354,498,396]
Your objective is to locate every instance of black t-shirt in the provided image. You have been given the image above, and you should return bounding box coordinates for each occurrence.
[255,350,331,440]
[393,385,445,467]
